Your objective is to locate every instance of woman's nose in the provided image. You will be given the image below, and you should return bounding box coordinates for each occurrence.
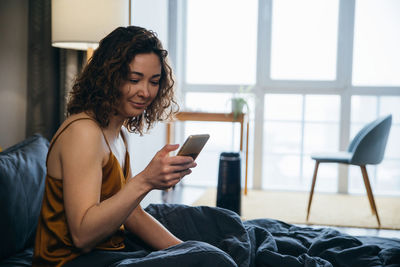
[138,84,150,98]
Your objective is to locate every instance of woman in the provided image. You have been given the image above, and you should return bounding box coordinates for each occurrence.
[32,26,234,267]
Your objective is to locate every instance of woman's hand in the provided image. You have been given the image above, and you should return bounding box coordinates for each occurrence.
[138,144,197,190]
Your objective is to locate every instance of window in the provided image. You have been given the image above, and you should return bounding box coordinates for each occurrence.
[182,92,255,188]
[270,0,339,80]
[263,94,340,191]
[186,0,258,84]
[352,0,400,86]
[172,0,400,195]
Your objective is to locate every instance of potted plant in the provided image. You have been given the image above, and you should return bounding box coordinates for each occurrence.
[231,85,252,120]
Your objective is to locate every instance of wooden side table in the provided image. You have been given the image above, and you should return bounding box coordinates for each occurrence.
[166,112,250,195]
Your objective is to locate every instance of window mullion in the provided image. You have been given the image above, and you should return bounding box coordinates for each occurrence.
[336,0,356,87]
[338,92,351,193]
[253,0,272,189]
[256,0,272,85]
[337,0,355,193]
[177,0,188,100]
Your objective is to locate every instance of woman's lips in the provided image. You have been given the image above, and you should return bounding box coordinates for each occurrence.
[130,101,147,109]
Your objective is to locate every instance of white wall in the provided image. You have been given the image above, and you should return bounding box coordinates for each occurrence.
[128,0,170,176]
[0,0,28,149]
[132,0,169,48]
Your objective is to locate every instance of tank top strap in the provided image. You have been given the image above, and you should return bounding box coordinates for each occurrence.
[120,128,128,153]
[46,117,111,165]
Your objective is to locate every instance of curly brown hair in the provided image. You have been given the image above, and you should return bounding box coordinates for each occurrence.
[67,26,178,134]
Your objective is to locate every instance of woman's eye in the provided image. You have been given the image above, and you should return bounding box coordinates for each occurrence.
[130,79,139,84]
[151,81,160,86]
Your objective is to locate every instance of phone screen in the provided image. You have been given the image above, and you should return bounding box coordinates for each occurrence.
[177,134,210,160]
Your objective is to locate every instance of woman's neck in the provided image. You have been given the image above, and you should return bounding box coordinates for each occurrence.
[105,114,125,139]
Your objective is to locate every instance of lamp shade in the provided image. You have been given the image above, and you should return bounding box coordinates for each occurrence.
[51,0,130,50]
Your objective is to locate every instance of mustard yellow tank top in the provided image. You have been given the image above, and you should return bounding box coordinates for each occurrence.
[33,118,131,267]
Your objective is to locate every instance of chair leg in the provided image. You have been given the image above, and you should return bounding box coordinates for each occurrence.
[307,161,320,221]
[360,165,381,227]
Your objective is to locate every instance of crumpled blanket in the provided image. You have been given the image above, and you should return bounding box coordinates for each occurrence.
[64,204,400,267]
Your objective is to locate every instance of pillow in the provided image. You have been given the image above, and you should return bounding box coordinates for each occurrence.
[0,134,49,260]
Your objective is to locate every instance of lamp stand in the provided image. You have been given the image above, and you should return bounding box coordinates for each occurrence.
[86,47,94,62]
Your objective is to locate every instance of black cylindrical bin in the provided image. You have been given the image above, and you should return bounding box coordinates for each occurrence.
[216,152,241,215]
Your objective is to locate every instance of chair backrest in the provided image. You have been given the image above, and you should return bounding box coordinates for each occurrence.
[348,114,392,165]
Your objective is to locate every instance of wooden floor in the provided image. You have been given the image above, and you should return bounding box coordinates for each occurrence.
[141,184,400,239]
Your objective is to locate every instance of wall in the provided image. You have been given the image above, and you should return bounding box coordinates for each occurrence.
[132,0,168,47]
[0,0,28,149]
[129,0,170,176]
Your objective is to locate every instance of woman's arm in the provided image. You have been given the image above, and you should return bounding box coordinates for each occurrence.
[122,128,182,250]
[61,122,145,252]
[60,121,195,252]
[124,206,182,250]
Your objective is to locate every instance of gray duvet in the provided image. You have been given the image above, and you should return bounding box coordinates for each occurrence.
[63,204,400,267]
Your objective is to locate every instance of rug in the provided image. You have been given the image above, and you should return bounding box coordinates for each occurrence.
[192,188,400,229]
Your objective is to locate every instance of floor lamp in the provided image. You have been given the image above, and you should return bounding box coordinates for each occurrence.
[51,0,131,62]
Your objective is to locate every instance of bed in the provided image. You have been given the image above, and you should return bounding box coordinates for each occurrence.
[64,204,400,267]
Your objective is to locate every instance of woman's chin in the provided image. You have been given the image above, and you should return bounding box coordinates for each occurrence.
[128,109,146,117]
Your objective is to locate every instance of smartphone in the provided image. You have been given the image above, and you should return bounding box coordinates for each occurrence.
[177,134,210,160]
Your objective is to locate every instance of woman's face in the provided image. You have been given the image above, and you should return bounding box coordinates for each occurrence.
[118,52,161,118]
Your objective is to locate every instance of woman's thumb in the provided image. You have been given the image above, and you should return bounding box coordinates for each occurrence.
[158,144,179,156]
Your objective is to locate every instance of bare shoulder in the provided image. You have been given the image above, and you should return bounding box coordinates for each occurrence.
[55,113,108,164]
[47,113,108,178]
[59,114,106,153]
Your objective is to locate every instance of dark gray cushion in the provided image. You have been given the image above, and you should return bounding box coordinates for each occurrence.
[0,134,49,261]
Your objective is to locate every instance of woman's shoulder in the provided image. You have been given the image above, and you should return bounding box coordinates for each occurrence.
[64,112,97,125]
[54,113,104,145]
[47,113,108,177]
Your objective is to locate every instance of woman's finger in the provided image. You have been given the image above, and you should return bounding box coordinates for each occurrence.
[178,168,192,178]
[167,155,194,165]
[167,162,196,174]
